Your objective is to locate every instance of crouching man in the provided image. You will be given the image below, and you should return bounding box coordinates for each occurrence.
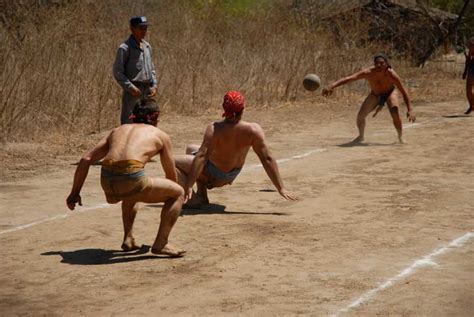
[66,100,185,257]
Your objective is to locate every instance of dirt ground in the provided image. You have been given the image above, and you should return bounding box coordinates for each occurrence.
[0,98,473,316]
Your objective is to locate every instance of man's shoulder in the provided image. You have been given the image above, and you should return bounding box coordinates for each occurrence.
[119,36,138,50]
[152,126,170,139]
[354,67,372,78]
[239,121,263,134]
[142,39,152,48]
[118,42,130,51]
[365,66,377,73]
[385,68,400,80]
[387,67,397,75]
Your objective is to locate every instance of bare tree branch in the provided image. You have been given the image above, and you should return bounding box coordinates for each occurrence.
[416,0,471,67]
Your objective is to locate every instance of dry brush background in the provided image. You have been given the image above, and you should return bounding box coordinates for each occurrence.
[0,0,467,142]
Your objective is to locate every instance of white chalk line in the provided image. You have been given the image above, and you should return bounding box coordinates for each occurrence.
[373,117,441,136]
[0,148,329,236]
[244,148,328,171]
[332,231,474,316]
[0,115,449,236]
[0,203,110,236]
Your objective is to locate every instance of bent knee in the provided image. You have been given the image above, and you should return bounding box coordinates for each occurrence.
[170,183,185,198]
[105,195,120,204]
[185,144,200,155]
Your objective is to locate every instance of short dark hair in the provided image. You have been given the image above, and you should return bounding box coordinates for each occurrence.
[130,99,160,124]
[373,53,391,68]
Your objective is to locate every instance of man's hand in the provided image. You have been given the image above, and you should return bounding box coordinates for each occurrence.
[407,111,416,123]
[66,193,82,210]
[183,186,193,203]
[148,86,157,97]
[322,87,333,97]
[130,86,141,97]
[278,188,298,201]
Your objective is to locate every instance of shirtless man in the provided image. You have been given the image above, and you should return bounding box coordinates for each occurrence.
[66,100,185,257]
[175,91,297,206]
[462,37,474,115]
[322,53,416,144]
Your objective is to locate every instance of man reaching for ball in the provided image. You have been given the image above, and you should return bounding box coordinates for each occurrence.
[322,53,416,144]
[175,91,298,207]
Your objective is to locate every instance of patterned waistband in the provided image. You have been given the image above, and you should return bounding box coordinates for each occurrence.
[101,159,145,175]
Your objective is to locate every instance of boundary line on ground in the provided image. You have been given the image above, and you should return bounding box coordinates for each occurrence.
[0,203,110,236]
[0,116,447,236]
[332,231,474,316]
[0,147,329,236]
[244,148,328,171]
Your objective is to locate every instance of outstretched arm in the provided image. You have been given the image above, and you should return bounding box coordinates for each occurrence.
[391,70,416,122]
[66,135,109,210]
[183,124,214,201]
[322,69,368,97]
[252,125,297,201]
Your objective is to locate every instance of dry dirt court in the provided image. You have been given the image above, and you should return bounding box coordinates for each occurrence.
[0,100,473,316]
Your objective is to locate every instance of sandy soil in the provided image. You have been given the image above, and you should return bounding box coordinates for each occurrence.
[0,99,473,316]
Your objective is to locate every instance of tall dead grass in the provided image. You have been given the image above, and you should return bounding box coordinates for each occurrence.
[0,0,463,142]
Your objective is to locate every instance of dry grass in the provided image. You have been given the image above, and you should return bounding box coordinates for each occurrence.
[0,0,466,142]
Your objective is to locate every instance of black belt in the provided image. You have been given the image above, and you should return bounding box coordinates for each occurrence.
[132,81,152,87]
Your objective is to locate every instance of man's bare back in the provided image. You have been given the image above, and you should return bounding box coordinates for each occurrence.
[175,91,297,205]
[205,120,261,172]
[104,124,166,164]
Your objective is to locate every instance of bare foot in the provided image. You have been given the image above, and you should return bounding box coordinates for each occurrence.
[151,244,186,257]
[465,106,472,115]
[183,195,209,209]
[351,136,365,144]
[398,136,407,144]
[121,237,141,251]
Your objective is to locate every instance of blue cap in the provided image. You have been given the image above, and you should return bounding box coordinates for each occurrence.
[130,16,149,27]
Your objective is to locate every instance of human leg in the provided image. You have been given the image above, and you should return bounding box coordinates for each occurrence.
[121,92,140,124]
[174,154,194,175]
[465,75,474,114]
[185,144,200,154]
[355,94,378,143]
[121,200,141,251]
[175,154,210,207]
[133,178,185,257]
[387,92,405,143]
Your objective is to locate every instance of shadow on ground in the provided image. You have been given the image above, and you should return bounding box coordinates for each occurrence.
[41,245,171,265]
[442,114,472,118]
[177,203,289,216]
[337,141,398,147]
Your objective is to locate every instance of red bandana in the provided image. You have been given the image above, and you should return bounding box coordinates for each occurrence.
[222,91,245,118]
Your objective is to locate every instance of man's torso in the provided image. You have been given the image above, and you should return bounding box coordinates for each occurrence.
[365,67,396,95]
[207,121,256,172]
[119,36,154,84]
[104,124,163,164]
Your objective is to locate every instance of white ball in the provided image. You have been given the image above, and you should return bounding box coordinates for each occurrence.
[303,74,321,91]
